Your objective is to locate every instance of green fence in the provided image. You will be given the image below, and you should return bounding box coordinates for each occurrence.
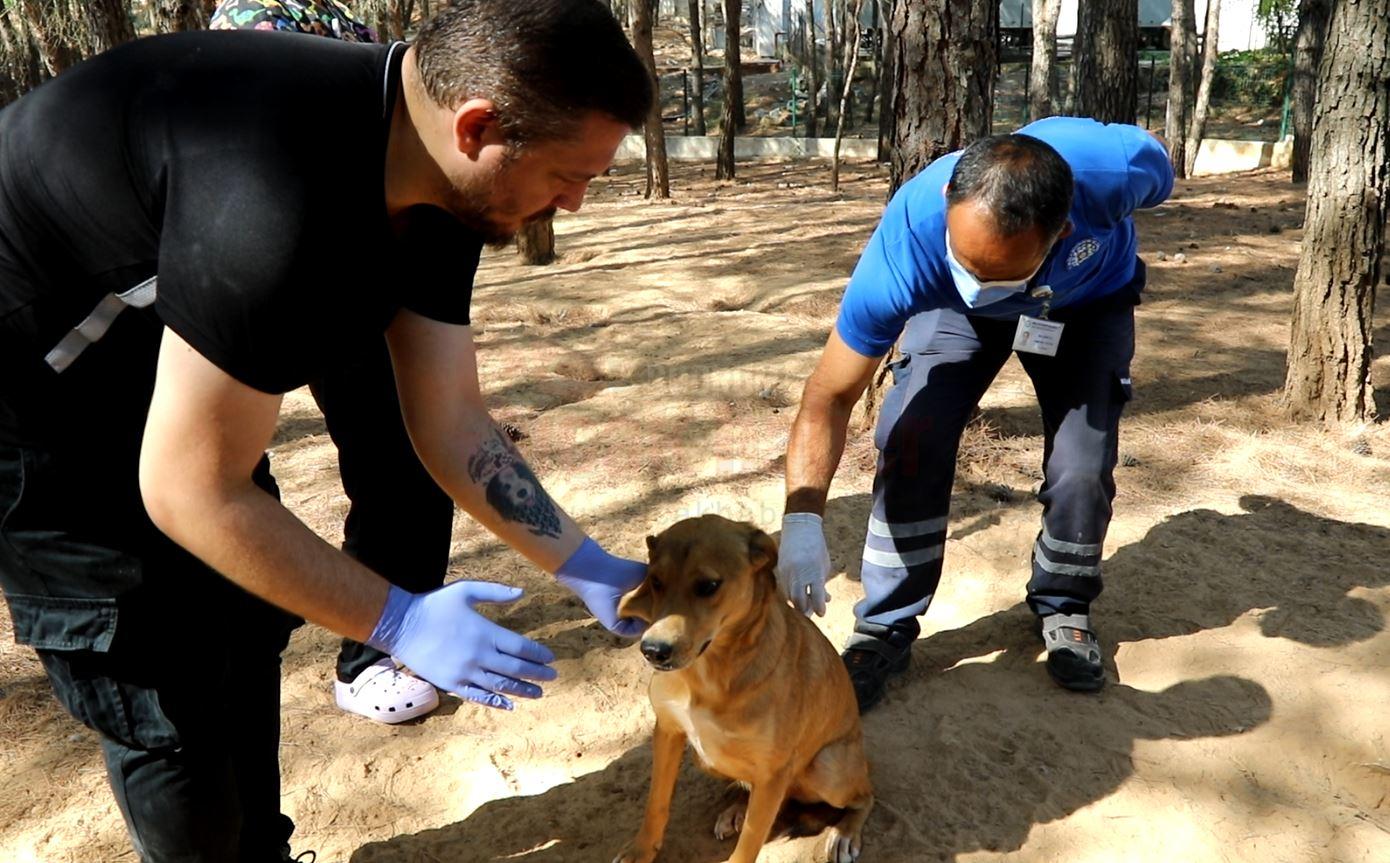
[991,48,1294,142]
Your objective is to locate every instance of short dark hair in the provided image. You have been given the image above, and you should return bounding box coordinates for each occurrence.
[412,0,652,144]
[946,134,1074,238]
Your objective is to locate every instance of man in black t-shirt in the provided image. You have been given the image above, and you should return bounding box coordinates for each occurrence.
[211,0,455,726]
[0,2,652,860]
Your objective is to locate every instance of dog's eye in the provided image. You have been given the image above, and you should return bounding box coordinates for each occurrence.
[650,577,664,592]
[694,579,722,598]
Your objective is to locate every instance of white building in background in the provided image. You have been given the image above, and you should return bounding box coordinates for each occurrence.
[675,0,1271,60]
[1000,0,1272,53]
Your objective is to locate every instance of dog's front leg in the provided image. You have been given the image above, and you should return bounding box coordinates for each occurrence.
[725,770,792,863]
[613,717,686,863]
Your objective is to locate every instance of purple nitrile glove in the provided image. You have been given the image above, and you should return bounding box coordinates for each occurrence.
[367,581,557,711]
[555,538,648,638]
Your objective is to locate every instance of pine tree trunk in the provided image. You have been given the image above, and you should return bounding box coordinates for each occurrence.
[831,0,865,191]
[384,0,409,40]
[1281,0,1389,422]
[153,0,207,32]
[516,218,557,266]
[803,3,819,137]
[727,0,745,129]
[1028,0,1062,121]
[876,0,894,160]
[825,0,838,128]
[688,0,707,134]
[717,0,741,174]
[1184,0,1221,177]
[1072,0,1137,124]
[1165,0,1196,177]
[633,0,670,197]
[888,0,997,194]
[1291,0,1329,182]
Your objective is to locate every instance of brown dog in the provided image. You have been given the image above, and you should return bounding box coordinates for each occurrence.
[613,514,873,863]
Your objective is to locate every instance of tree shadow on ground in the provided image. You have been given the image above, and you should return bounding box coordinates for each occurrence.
[339,494,1390,861]
[348,637,1272,863]
[350,740,739,863]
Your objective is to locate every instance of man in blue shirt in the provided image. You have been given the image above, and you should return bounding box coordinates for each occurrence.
[776,118,1173,711]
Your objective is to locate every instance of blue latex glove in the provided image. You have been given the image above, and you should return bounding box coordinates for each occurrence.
[367,581,557,710]
[555,538,648,638]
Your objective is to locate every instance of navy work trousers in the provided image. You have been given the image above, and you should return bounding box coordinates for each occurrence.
[854,270,1141,645]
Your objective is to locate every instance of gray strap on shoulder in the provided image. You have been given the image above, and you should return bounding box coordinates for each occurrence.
[44,276,158,374]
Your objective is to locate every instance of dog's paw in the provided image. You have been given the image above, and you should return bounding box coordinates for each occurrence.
[821,826,862,863]
[713,802,746,840]
[612,840,659,863]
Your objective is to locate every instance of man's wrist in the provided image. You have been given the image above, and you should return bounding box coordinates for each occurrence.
[555,536,605,582]
[366,584,415,653]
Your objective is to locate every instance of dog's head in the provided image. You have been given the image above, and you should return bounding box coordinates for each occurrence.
[617,514,778,672]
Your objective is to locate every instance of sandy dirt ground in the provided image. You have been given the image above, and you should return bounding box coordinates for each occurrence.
[2,159,1389,863]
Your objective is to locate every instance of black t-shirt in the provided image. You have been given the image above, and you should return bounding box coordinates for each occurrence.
[0,31,481,451]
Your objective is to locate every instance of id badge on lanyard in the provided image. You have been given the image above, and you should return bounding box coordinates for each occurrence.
[1012,286,1064,357]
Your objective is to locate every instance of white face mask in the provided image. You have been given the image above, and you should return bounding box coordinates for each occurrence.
[944,227,1047,308]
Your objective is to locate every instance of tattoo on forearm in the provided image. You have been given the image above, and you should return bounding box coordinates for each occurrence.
[467,426,562,538]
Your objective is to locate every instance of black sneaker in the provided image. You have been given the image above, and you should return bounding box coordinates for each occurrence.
[1040,613,1105,692]
[842,638,911,713]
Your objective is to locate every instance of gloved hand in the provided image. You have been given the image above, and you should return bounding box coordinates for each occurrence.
[776,512,831,616]
[555,537,648,638]
[367,580,557,711]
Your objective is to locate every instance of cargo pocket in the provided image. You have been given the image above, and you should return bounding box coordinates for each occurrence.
[0,446,139,652]
[37,647,182,752]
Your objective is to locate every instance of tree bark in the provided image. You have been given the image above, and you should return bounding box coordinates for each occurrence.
[1291,0,1329,182]
[1028,0,1062,122]
[687,0,707,134]
[633,0,671,197]
[19,0,70,76]
[1282,0,1389,422]
[717,0,741,176]
[516,218,557,266]
[1072,0,1137,124]
[88,0,136,54]
[888,0,997,195]
[1184,0,1220,176]
[831,0,865,191]
[1165,0,1197,177]
[825,0,838,128]
[0,8,43,106]
[152,0,207,32]
[803,3,819,137]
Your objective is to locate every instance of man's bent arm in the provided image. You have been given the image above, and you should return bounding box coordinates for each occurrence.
[785,329,885,515]
[140,328,390,642]
[386,310,588,573]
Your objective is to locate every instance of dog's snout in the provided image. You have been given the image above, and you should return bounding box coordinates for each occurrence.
[641,640,673,665]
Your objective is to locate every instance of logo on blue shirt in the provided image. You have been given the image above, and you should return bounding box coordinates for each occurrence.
[1067,238,1101,269]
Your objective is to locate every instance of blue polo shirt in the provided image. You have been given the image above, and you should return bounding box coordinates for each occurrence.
[835,117,1174,357]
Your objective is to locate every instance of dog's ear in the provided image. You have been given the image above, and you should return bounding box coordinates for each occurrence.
[617,578,655,624]
[747,527,778,573]
[645,534,659,558]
